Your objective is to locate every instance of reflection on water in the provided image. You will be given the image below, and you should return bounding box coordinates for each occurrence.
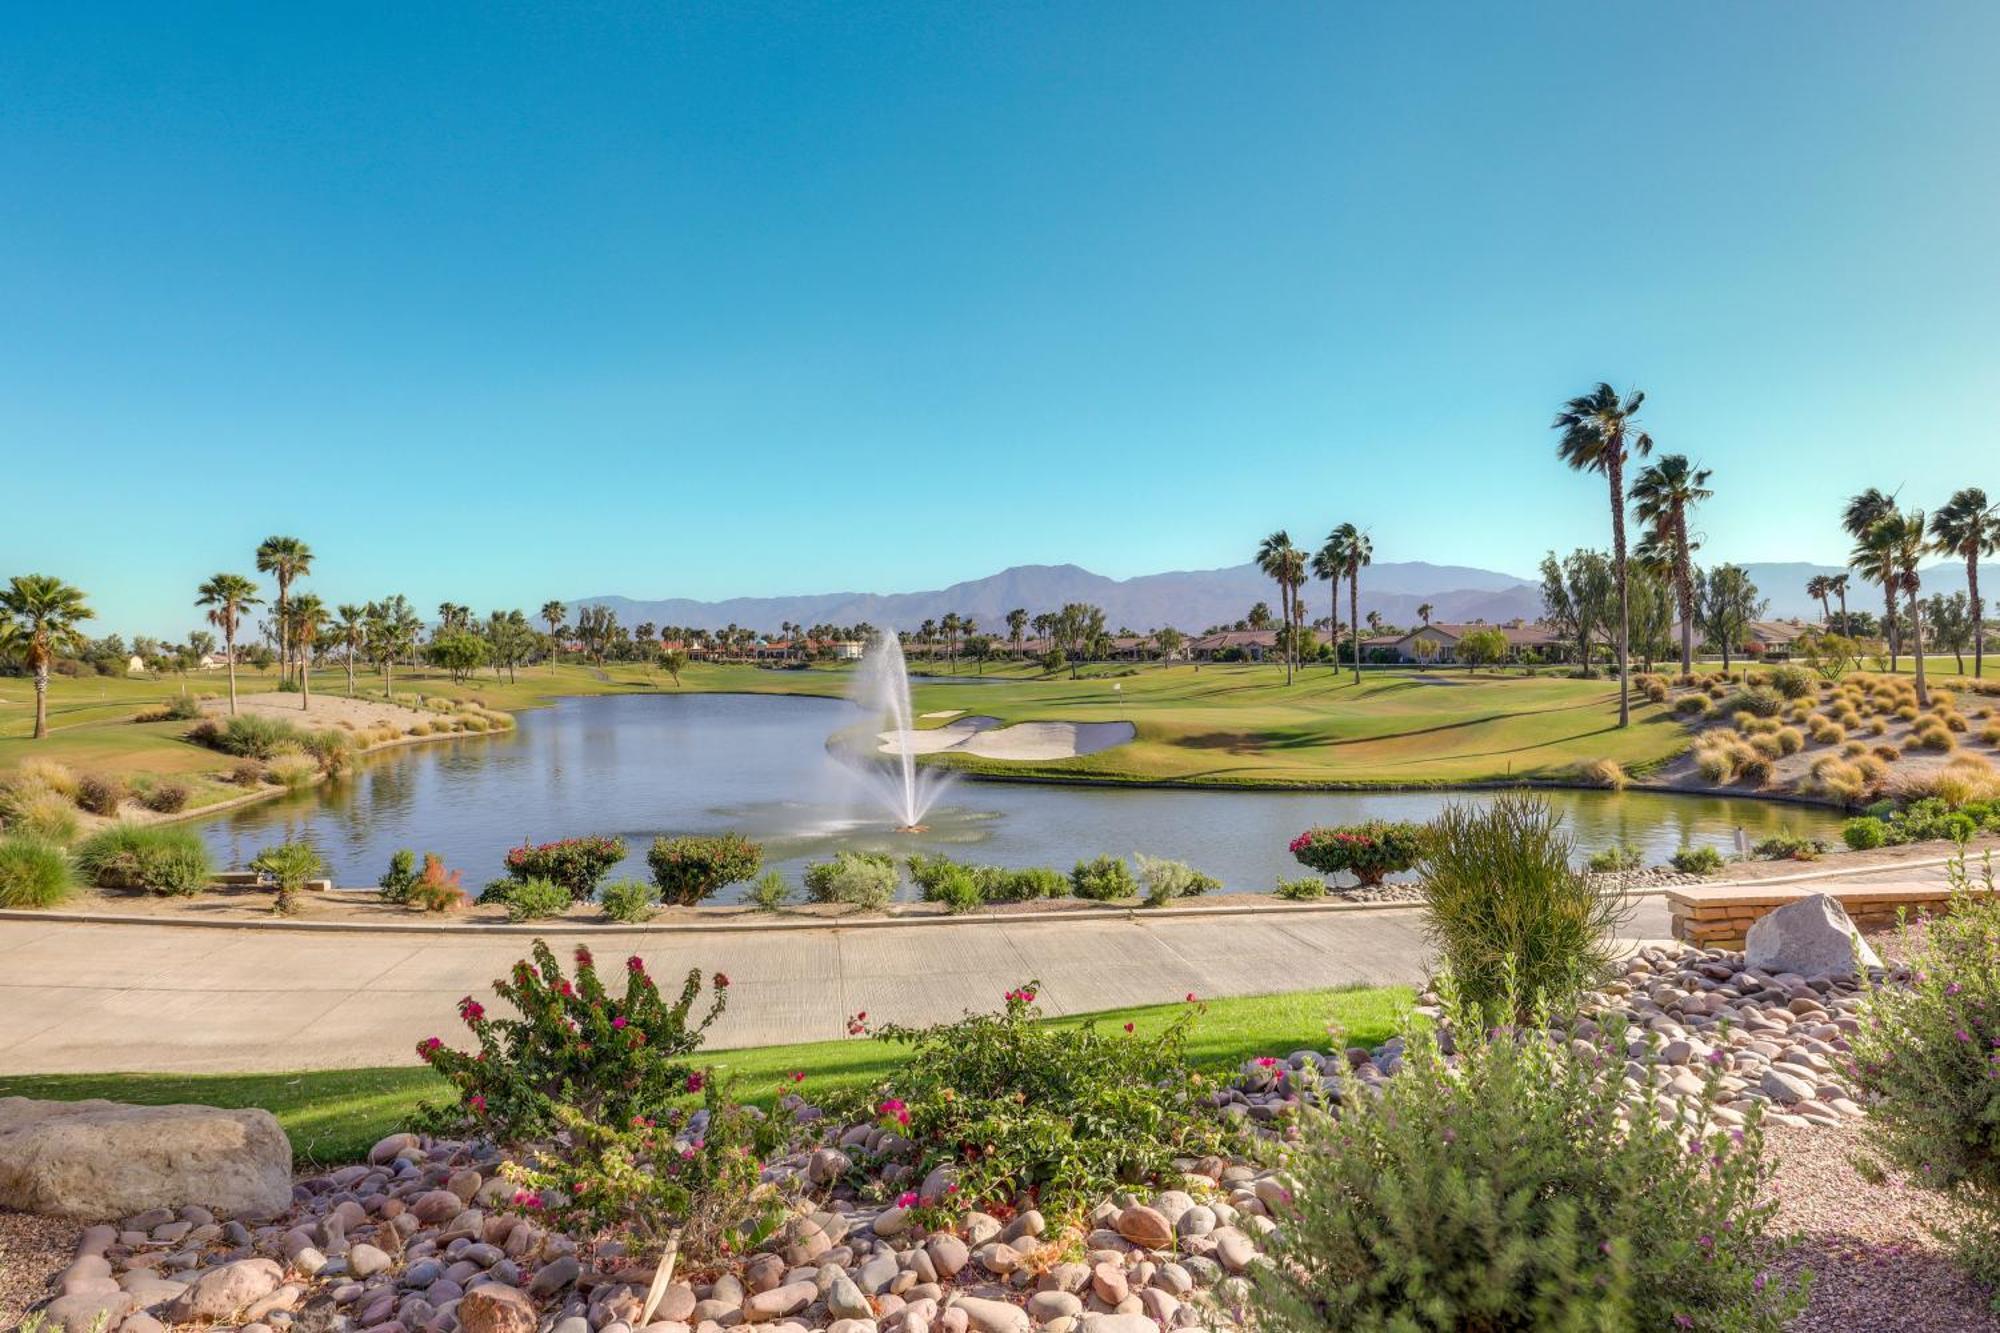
[202,692,1844,900]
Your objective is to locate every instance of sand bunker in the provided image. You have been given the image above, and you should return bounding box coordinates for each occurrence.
[919,709,966,720]
[879,717,1135,761]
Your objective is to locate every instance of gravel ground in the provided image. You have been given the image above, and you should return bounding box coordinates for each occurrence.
[1765,1121,2000,1331]
[0,1209,79,1326]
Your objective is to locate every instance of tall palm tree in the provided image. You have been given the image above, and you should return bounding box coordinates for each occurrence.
[1631,451,1715,678]
[1416,602,1434,626]
[1323,523,1373,685]
[291,594,329,711]
[1805,575,1832,629]
[1930,488,2000,679]
[335,603,367,696]
[254,536,313,683]
[1553,384,1652,726]
[1867,509,1933,705]
[1842,489,1900,669]
[196,573,261,716]
[1311,537,1345,672]
[1006,608,1028,649]
[540,600,566,674]
[0,575,94,740]
[1828,573,1851,636]
[1255,531,1302,684]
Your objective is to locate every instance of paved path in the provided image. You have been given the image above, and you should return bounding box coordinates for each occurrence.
[0,896,1673,1075]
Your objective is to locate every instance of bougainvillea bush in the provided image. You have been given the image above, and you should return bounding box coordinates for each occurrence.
[418,939,729,1141]
[841,983,1225,1213]
[503,835,628,901]
[1288,820,1429,885]
[647,833,763,906]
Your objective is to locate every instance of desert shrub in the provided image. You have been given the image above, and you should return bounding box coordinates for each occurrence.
[204,714,303,759]
[73,773,124,817]
[1803,756,1866,804]
[1897,703,1921,722]
[1913,722,1958,753]
[1875,743,1902,762]
[1070,853,1139,901]
[1983,724,2000,746]
[266,752,319,790]
[1944,711,1970,733]
[1774,726,1804,755]
[418,941,728,1140]
[1585,843,1643,873]
[1252,978,1802,1333]
[1843,817,1890,850]
[647,833,763,906]
[746,870,793,911]
[802,850,899,909]
[407,853,468,912]
[1807,717,1845,745]
[1133,852,1220,907]
[502,875,571,923]
[1763,664,1814,700]
[1290,821,1430,886]
[228,760,267,787]
[1641,678,1668,703]
[1673,693,1711,717]
[1694,745,1735,783]
[1576,757,1627,790]
[1736,751,1775,784]
[0,836,76,908]
[378,849,419,904]
[138,780,190,814]
[299,728,355,773]
[598,878,658,923]
[11,759,78,798]
[250,839,327,914]
[1752,833,1825,861]
[1275,875,1328,900]
[1854,852,2000,1285]
[1418,794,1629,1021]
[1670,844,1726,875]
[7,790,80,844]
[843,983,1221,1211]
[1748,733,1785,760]
[504,835,628,901]
[1724,686,1784,718]
[135,694,204,723]
[1897,756,2000,808]
[74,823,212,895]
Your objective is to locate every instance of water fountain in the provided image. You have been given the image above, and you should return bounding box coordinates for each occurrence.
[852,631,953,830]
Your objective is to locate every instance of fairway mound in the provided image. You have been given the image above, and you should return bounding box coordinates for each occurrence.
[879,718,1135,760]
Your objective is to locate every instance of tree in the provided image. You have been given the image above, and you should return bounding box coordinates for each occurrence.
[1930,488,1999,680]
[367,595,420,700]
[1553,384,1652,725]
[658,646,689,686]
[0,575,94,739]
[1539,550,1613,671]
[1311,541,1344,673]
[428,630,489,683]
[1006,608,1028,649]
[1629,453,1712,678]
[1255,532,1302,685]
[540,600,567,673]
[290,594,329,710]
[1627,564,1675,673]
[1321,524,1372,685]
[1797,631,1860,681]
[1457,627,1509,672]
[1246,601,1274,631]
[486,609,535,683]
[1829,573,1851,637]
[1843,489,1901,669]
[1416,602,1434,626]
[1155,626,1186,666]
[1051,603,1106,680]
[1924,592,1973,676]
[1869,509,1932,706]
[332,603,367,696]
[1805,575,1833,629]
[1698,565,1766,673]
[254,536,313,683]
[195,574,261,716]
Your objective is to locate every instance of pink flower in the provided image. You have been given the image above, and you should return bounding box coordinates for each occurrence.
[791,1071,805,1083]
[627,954,646,973]
[612,1016,628,1030]
[458,997,485,1024]
[1256,1056,1280,1068]
[469,1094,486,1113]
[1123,1022,1135,1034]
[417,1036,443,1056]
[1185,993,1198,1003]
[575,946,594,968]
[897,1191,919,1208]
[687,1072,706,1093]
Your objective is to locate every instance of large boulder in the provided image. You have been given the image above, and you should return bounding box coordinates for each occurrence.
[0,1098,292,1221]
[1745,893,1882,979]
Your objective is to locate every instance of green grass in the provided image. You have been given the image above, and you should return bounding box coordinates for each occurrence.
[0,984,1409,1166]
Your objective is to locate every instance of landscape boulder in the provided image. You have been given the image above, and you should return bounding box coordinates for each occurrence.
[0,1097,292,1221]
[1744,894,1882,979]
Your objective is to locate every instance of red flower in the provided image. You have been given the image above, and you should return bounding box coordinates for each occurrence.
[627,954,646,973]
[458,997,485,1024]
[1123,1022,1135,1034]
[687,1072,706,1093]
[713,971,731,989]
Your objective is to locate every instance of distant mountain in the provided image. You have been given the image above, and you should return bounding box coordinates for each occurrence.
[576,560,1545,635]
[1738,562,2000,622]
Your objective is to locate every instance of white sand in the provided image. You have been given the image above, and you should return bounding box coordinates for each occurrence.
[205,690,438,733]
[919,709,966,720]
[879,717,1135,761]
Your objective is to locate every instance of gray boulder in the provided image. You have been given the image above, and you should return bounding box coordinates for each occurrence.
[1744,894,1881,979]
[0,1098,292,1221]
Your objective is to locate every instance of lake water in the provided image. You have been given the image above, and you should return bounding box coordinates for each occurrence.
[200,692,1845,898]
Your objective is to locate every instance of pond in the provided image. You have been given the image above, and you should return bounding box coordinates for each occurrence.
[200,692,1846,900]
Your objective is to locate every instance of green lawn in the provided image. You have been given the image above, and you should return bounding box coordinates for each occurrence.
[0,985,1409,1166]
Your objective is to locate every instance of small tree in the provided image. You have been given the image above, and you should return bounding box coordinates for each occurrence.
[1457,626,1508,672]
[658,647,689,686]
[250,839,327,916]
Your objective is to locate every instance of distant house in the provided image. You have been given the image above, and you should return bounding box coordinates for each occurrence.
[828,640,865,661]
[1189,630,1277,662]
[1741,620,1811,658]
[1381,621,1563,664]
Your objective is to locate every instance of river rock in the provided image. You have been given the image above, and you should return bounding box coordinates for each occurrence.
[0,1098,291,1220]
[460,1284,539,1333]
[1744,894,1881,979]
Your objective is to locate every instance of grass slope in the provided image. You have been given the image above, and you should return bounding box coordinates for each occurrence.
[0,985,1407,1165]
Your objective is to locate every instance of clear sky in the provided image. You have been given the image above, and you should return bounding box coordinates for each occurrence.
[4,3,1997,636]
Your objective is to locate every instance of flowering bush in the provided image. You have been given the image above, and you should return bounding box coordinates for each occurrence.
[839,983,1223,1212]
[1289,820,1429,886]
[407,853,467,912]
[647,833,763,906]
[417,940,729,1141]
[1251,975,1803,1332]
[1853,851,2000,1284]
[504,835,628,901]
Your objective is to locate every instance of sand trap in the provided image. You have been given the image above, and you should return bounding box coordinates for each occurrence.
[880,717,1135,761]
[206,690,439,733]
[920,709,966,720]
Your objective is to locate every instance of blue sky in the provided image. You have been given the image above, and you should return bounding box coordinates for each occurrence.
[4,3,1998,636]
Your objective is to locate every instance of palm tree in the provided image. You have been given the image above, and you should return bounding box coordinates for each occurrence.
[1930,488,2000,679]
[1553,384,1652,726]
[1255,531,1302,685]
[1311,537,1345,673]
[1868,510,1933,705]
[1805,575,1832,629]
[1628,454,1710,677]
[1006,608,1028,649]
[254,536,313,683]
[1323,523,1372,685]
[540,600,566,673]
[0,575,94,740]
[1829,573,1851,637]
[195,573,261,716]
[335,603,367,696]
[1843,489,1900,669]
[290,595,329,710]
[1416,602,1433,626]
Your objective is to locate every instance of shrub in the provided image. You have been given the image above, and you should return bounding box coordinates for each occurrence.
[1735,751,1775,785]
[1673,693,1711,717]
[1725,686,1785,718]
[1748,733,1784,760]
[1854,852,2000,1285]
[266,753,319,790]
[12,759,77,798]
[8,790,79,844]
[1913,721,1957,753]
[204,714,303,759]
[1641,678,1668,704]
[1669,844,1726,875]
[501,876,571,923]
[0,836,76,908]
[1774,726,1804,755]
[378,848,419,904]
[407,853,467,912]
[1875,743,1902,762]
[73,773,124,817]
[1802,756,1866,804]
[1418,794,1629,1021]
[1584,843,1643,873]
[1751,833,1825,861]
[1984,724,2000,746]
[926,862,985,914]
[299,729,355,774]
[1576,757,1627,790]
[844,983,1222,1210]
[250,839,327,914]
[909,854,1064,904]
[802,851,899,909]
[138,780,190,814]
[228,760,267,787]
[1070,854,1138,901]
[1843,816,1890,850]
[417,941,728,1141]
[599,877,658,924]
[1290,821,1430,886]
[647,833,762,906]
[1251,978,1802,1333]
[1275,875,1328,900]
[1133,852,1220,907]
[504,835,628,901]
[746,870,793,912]
[1764,664,1815,699]
[74,823,212,895]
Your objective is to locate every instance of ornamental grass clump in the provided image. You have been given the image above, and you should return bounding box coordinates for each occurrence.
[1290,820,1429,887]
[0,836,76,909]
[1854,851,2000,1286]
[504,834,628,901]
[599,877,658,923]
[417,940,729,1142]
[73,772,124,816]
[1418,793,1629,1022]
[1134,852,1220,906]
[203,713,303,759]
[1250,975,1804,1333]
[647,832,762,906]
[74,823,212,895]
[842,983,1222,1212]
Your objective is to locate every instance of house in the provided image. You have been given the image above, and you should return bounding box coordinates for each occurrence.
[1382,621,1564,665]
[1740,620,1811,658]
[828,640,865,661]
[1188,630,1277,662]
